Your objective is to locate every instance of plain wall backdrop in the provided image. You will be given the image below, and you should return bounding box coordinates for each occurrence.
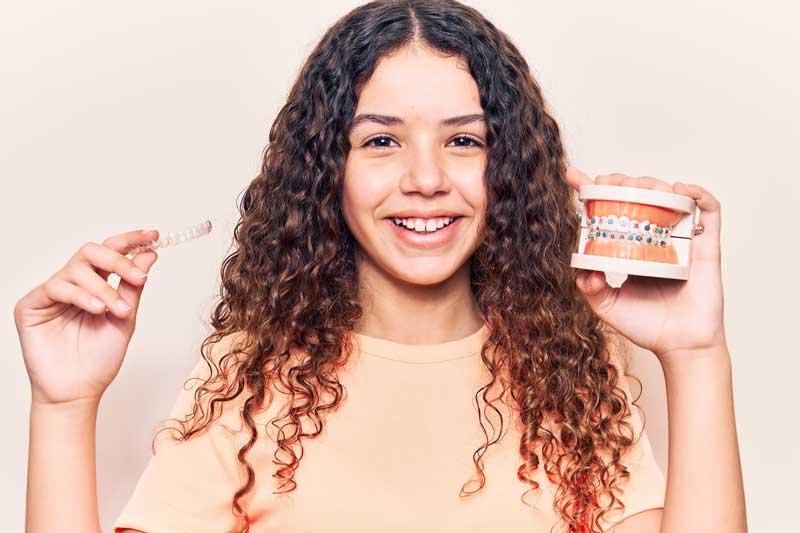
[3,1,798,530]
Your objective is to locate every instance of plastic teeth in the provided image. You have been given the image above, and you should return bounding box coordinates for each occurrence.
[127,219,213,255]
[587,214,672,247]
[589,215,670,237]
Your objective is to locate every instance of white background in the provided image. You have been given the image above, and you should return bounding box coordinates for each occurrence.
[3,1,797,530]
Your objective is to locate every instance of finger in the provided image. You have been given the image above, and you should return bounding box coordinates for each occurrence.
[116,249,158,320]
[70,241,152,289]
[94,229,159,281]
[672,181,721,239]
[575,269,616,318]
[565,166,595,192]
[42,277,109,314]
[101,228,160,255]
[622,176,673,192]
[60,261,137,318]
[594,173,628,186]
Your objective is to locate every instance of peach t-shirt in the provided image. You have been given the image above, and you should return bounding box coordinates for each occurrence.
[114,323,665,532]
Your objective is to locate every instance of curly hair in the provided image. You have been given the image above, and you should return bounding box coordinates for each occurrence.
[152,1,649,532]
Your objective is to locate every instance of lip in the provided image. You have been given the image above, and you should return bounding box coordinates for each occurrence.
[386,216,464,249]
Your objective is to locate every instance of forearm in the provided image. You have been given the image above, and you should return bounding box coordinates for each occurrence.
[659,347,747,533]
[26,397,102,533]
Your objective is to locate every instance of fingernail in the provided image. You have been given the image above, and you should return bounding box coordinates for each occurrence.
[131,267,147,279]
[115,299,132,312]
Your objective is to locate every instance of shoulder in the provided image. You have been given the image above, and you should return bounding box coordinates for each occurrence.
[155,330,255,434]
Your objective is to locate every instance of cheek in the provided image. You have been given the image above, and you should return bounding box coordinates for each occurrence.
[342,174,389,240]
[457,172,488,243]
[457,169,488,218]
[343,164,394,216]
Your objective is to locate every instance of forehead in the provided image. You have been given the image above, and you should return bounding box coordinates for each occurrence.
[354,44,482,120]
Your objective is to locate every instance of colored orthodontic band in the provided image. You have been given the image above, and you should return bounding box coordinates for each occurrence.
[587,215,673,247]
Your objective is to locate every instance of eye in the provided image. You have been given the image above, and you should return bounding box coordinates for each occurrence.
[448,135,484,149]
[362,134,485,150]
[363,135,398,149]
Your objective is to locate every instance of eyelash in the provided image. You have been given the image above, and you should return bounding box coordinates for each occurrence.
[362,134,484,150]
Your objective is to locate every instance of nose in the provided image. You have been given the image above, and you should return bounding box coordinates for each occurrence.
[399,146,451,196]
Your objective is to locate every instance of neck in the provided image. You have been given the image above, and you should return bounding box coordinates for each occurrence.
[352,252,483,344]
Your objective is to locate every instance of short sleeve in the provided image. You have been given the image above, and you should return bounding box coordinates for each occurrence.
[113,348,249,533]
[596,350,667,530]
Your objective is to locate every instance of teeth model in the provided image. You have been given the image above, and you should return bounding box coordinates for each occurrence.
[583,200,682,264]
[570,185,699,288]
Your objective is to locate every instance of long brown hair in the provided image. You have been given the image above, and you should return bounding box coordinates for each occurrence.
[154,1,647,531]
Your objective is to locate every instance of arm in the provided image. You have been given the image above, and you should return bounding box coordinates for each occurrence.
[658,347,747,532]
[608,346,746,533]
[26,398,102,533]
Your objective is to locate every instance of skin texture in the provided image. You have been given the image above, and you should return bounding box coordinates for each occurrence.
[342,41,487,343]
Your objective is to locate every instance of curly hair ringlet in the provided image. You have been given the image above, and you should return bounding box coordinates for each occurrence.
[151,1,649,532]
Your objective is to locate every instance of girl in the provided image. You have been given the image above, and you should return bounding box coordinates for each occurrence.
[19,1,745,532]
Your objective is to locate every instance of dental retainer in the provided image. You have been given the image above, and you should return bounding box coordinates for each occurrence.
[570,185,699,288]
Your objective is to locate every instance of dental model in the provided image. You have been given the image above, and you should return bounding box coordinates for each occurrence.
[570,185,700,288]
[126,219,213,256]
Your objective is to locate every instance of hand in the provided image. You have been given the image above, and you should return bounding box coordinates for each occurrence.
[564,167,727,364]
[14,229,159,406]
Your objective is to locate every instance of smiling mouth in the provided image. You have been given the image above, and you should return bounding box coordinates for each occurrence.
[388,216,464,233]
[384,215,465,249]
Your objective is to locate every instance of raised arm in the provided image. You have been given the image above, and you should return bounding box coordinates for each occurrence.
[16,228,159,532]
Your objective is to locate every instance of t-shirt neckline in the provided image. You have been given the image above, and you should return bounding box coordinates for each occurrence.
[350,322,489,363]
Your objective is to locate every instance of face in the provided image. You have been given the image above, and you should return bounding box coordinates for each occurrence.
[342,42,488,287]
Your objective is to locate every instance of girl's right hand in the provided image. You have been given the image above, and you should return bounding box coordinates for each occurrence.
[14,229,160,406]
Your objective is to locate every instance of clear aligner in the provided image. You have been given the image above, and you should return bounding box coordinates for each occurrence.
[127,219,213,256]
[586,214,672,247]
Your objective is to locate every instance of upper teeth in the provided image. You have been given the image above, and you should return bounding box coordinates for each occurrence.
[393,216,456,232]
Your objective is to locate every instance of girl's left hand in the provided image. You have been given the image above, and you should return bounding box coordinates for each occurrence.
[564,166,728,364]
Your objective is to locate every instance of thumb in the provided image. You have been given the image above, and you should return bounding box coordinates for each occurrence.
[564,165,595,191]
[575,269,616,318]
[117,250,158,318]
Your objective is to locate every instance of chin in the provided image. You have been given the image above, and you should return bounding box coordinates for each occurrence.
[385,259,465,287]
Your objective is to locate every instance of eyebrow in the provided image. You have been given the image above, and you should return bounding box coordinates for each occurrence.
[349,113,486,131]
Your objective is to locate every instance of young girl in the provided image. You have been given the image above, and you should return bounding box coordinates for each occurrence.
[19,1,745,532]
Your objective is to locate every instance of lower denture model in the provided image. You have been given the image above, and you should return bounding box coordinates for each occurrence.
[570,185,699,288]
